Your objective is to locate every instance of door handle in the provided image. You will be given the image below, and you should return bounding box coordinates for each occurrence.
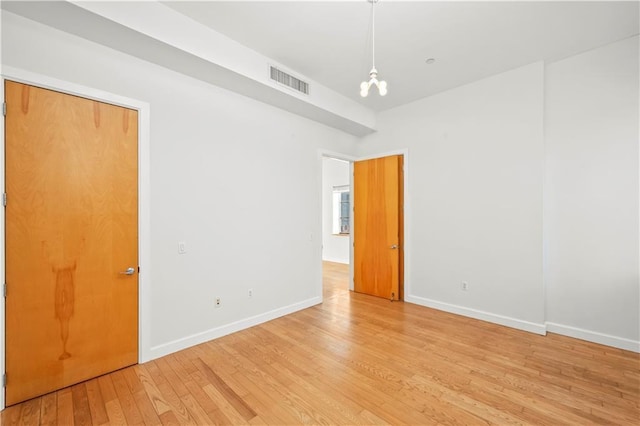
[390,244,398,249]
[119,267,135,275]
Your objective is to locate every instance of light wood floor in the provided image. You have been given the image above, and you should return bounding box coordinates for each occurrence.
[2,261,639,425]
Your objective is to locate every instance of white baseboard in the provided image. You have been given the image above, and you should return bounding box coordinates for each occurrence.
[546,322,640,353]
[147,296,322,361]
[405,295,547,335]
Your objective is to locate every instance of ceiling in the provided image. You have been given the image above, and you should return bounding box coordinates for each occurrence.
[162,1,639,112]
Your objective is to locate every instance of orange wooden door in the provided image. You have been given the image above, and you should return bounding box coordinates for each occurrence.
[4,81,139,405]
[354,155,403,300]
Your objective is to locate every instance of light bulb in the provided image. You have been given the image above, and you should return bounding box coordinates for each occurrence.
[360,81,369,97]
[378,80,387,96]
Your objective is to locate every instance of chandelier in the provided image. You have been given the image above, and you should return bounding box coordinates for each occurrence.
[360,0,387,97]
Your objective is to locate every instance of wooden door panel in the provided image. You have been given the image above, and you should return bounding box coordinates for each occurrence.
[354,155,402,300]
[5,81,138,405]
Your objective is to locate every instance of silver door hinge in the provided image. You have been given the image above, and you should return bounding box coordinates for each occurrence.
[3,283,6,298]
[2,373,6,387]
[2,102,6,116]
[2,193,6,207]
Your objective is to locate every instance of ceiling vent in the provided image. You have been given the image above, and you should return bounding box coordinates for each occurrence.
[270,66,309,95]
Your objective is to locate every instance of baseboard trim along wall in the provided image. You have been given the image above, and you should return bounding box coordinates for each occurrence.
[546,322,640,353]
[405,295,548,336]
[148,296,322,360]
[145,294,639,361]
[406,295,640,353]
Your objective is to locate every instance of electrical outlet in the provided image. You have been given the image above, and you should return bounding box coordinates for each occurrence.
[215,296,221,308]
[461,281,469,291]
[248,288,253,298]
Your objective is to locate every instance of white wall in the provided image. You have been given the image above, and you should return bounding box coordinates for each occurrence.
[358,63,546,333]
[322,158,350,264]
[356,37,640,351]
[1,12,359,358]
[544,36,639,348]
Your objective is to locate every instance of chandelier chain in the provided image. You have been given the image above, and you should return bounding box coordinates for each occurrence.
[360,0,387,97]
[372,0,375,69]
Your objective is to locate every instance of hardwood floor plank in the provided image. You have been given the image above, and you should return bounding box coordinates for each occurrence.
[110,370,144,425]
[178,393,211,426]
[85,379,109,426]
[158,410,180,426]
[0,403,23,426]
[358,409,390,425]
[247,414,267,425]
[164,354,191,386]
[155,378,197,424]
[56,387,75,426]
[103,399,127,425]
[97,375,117,404]
[39,392,58,426]
[71,383,93,426]
[182,378,233,425]
[173,350,200,377]
[4,261,638,425]
[17,397,40,426]
[193,357,257,421]
[201,383,247,424]
[134,364,173,417]
[155,358,190,398]
[133,389,163,426]
[145,360,168,387]
[240,394,290,426]
[167,352,237,424]
[122,366,145,395]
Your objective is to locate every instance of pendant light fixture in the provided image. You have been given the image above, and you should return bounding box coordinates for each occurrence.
[360,0,387,97]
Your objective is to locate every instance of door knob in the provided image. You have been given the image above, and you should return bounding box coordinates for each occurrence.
[390,244,398,249]
[119,267,135,275]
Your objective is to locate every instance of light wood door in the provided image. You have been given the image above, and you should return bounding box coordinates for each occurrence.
[4,81,139,405]
[354,155,403,300]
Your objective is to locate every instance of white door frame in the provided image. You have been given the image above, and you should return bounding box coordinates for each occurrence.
[0,67,152,409]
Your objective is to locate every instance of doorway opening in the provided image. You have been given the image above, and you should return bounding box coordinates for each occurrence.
[321,156,352,300]
[320,152,407,303]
